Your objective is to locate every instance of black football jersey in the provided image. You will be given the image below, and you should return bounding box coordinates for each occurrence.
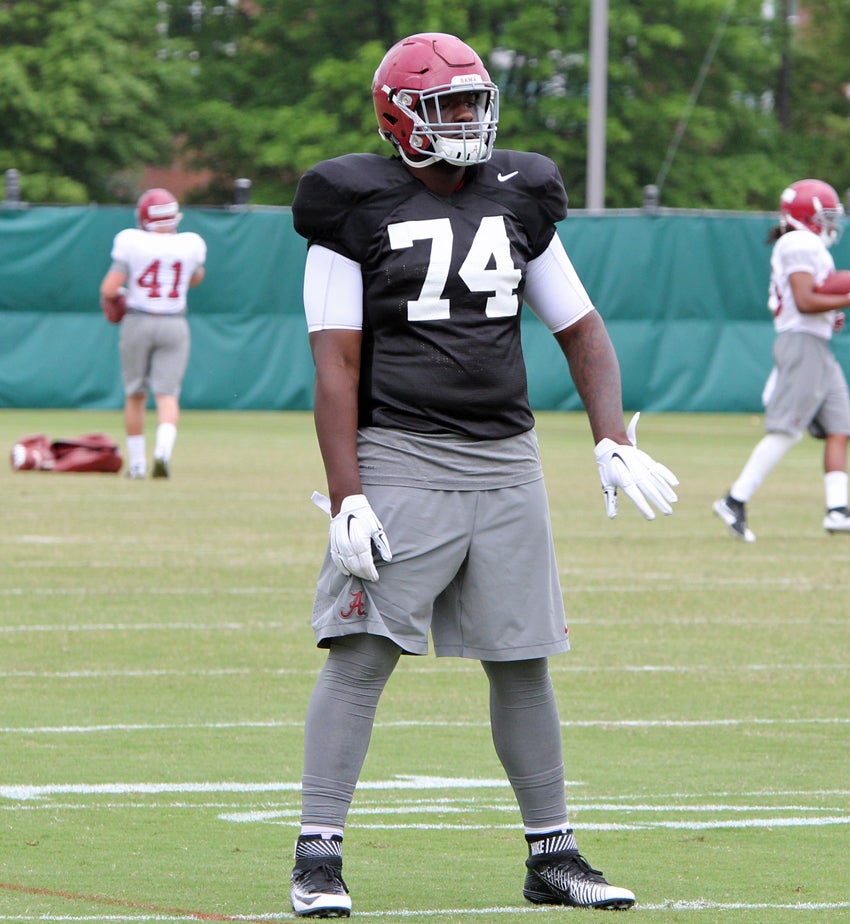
[292,150,568,439]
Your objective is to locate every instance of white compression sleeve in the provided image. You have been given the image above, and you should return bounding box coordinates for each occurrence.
[303,244,363,332]
[524,235,595,332]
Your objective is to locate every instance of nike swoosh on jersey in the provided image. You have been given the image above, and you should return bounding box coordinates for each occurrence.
[497,171,519,182]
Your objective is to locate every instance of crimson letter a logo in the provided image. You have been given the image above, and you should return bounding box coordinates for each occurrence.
[339,590,366,620]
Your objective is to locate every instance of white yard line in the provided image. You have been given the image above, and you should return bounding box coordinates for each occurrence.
[1,777,848,835]
[2,716,849,736]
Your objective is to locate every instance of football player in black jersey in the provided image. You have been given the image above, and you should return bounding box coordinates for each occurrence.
[288,32,679,918]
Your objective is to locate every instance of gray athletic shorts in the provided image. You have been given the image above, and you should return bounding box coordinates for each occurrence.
[311,432,570,661]
[119,311,190,397]
[766,331,850,439]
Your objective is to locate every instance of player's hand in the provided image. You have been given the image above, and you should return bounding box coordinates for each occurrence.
[312,492,392,581]
[835,312,845,334]
[594,413,679,520]
[100,290,127,324]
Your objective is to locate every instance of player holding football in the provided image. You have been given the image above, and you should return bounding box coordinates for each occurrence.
[714,178,850,541]
[289,33,679,917]
[100,188,206,479]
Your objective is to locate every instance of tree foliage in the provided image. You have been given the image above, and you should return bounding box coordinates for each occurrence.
[0,0,194,203]
[2,0,849,209]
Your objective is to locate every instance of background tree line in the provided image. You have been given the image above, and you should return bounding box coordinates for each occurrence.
[2,0,849,210]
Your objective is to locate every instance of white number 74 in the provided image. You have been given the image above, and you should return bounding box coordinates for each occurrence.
[388,215,523,321]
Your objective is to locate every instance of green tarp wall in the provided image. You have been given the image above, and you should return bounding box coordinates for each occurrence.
[3,204,850,412]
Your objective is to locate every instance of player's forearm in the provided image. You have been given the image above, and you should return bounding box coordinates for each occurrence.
[554,312,628,444]
[100,268,127,299]
[309,329,364,513]
[313,371,362,515]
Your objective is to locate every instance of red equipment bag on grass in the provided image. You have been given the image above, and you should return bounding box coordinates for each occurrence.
[10,432,123,473]
[51,433,123,473]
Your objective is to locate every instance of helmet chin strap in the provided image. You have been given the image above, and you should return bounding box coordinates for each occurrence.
[395,125,488,168]
[394,143,441,169]
[395,139,485,169]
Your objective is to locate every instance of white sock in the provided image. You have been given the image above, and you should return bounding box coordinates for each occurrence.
[524,823,571,837]
[154,423,177,462]
[825,470,848,510]
[731,432,800,502]
[299,825,344,838]
[126,435,146,472]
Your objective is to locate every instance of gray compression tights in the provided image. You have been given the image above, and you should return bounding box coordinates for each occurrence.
[300,634,567,830]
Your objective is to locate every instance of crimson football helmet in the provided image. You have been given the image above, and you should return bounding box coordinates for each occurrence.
[779,179,845,246]
[372,33,498,168]
[136,188,182,231]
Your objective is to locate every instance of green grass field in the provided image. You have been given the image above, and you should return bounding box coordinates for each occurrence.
[2,408,848,923]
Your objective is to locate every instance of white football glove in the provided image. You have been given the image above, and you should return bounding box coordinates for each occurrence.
[311,491,392,581]
[594,413,679,520]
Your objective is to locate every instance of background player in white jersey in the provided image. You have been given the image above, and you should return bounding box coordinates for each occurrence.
[288,33,679,917]
[714,178,850,541]
[100,188,206,479]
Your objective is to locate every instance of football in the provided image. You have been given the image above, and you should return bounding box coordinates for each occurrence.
[10,435,54,471]
[815,269,850,295]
